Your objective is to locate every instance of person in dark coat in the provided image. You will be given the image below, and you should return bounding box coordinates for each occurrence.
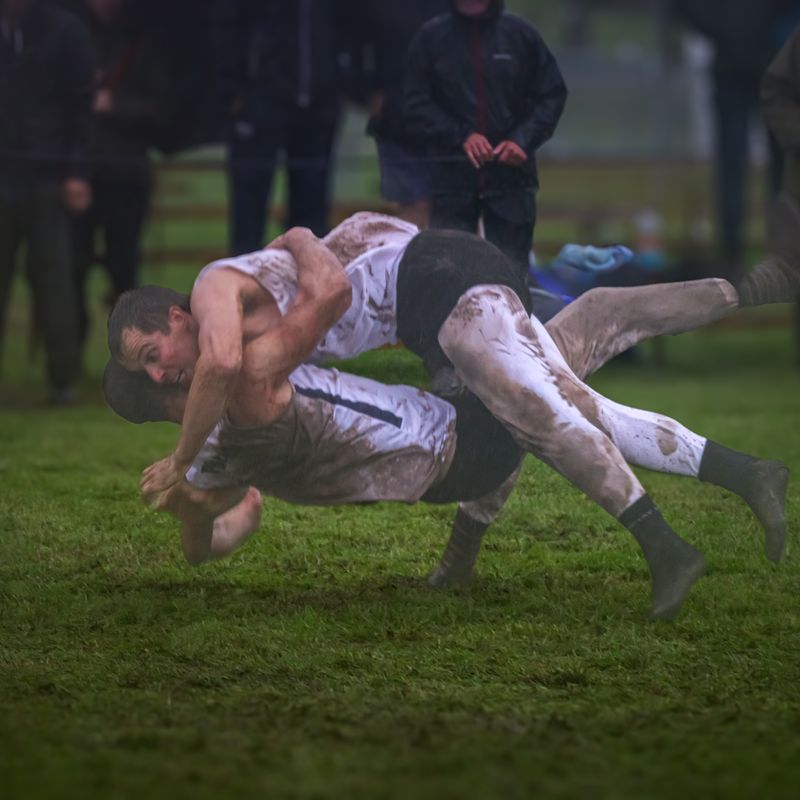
[403,0,567,275]
[0,0,93,404]
[211,0,354,255]
[358,0,448,228]
[761,23,800,269]
[672,0,800,276]
[71,0,168,350]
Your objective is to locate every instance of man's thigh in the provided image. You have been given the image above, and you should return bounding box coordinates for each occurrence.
[545,279,738,381]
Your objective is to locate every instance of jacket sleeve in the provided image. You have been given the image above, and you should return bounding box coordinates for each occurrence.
[403,28,470,148]
[761,27,800,151]
[507,29,568,155]
[59,16,94,180]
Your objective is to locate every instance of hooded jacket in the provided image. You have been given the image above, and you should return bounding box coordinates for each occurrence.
[0,0,93,180]
[403,0,567,195]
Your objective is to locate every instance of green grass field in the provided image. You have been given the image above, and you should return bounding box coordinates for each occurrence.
[2,264,800,799]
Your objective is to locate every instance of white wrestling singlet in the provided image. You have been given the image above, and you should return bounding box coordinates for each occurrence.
[185,364,457,506]
[194,213,417,362]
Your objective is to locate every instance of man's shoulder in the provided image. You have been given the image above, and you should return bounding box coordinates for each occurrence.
[191,259,258,306]
[497,12,545,41]
[414,12,455,41]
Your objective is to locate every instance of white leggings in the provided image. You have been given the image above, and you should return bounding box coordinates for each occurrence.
[439,285,712,518]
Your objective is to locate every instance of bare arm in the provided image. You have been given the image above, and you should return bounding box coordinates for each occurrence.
[244,227,352,383]
[140,271,246,502]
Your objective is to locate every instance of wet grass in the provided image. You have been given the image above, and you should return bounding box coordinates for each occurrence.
[1,270,800,798]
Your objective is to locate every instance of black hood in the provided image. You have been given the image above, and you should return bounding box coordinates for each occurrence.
[449,0,504,22]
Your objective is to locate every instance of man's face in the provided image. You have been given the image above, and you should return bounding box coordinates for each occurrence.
[119,307,199,388]
[454,0,492,18]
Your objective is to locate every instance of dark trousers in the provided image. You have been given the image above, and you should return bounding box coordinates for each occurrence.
[713,77,783,270]
[72,174,152,345]
[226,102,340,255]
[430,190,536,277]
[0,180,79,390]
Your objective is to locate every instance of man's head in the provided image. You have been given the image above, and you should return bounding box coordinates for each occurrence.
[103,358,187,424]
[108,286,198,387]
[452,0,499,20]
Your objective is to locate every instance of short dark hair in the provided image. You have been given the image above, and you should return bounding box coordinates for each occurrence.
[102,358,178,424]
[107,285,190,361]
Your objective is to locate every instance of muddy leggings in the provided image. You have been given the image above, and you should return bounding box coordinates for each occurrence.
[440,280,739,519]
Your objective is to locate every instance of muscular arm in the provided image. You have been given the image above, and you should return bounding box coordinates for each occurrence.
[241,228,352,385]
[143,230,350,496]
[141,271,246,501]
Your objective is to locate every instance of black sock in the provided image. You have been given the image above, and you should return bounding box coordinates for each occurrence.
[699,441,757,497]
[698,441,789,563]
[428,509,489,588]
[618,494,705,620]
[736,254,798,307]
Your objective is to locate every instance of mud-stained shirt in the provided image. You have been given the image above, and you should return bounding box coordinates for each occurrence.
[185,364,457,506]
[193,213,418,362]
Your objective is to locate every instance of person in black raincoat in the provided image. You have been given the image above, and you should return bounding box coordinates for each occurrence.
[403,0,567,276]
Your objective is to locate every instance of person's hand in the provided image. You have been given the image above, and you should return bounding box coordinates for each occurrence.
[463,132,494,169]
[62,178,92,215]
[268,227,317,251]
[140,453,188,507]
[93,88,114,113]
[368,91,385,119]
[493,140,527,167]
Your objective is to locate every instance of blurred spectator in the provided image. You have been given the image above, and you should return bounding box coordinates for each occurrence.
[761,23,800,268]
[0,0,93,404]
[403,0,567,276]
[358,0,447,229]
[671,0,800,277]
[212,0,353,255]
[71,0,168,350]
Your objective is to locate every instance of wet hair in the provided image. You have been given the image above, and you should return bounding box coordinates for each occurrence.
[107,285,190,361]
[102,358,180,424]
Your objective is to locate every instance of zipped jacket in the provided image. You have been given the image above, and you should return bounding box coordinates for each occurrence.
[0,1,93,180]
[403,0,567,194]
[211,0,350,120]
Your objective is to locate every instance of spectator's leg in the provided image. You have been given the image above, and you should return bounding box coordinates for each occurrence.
[227,120,279,254]
[286,102,339,235]
[71,186,97,349]
[482,203,535,279]
[102,174,152,299]
[0,186,22,375]
[712,78,755,271]
[26,184,80,395]
[430,191,480,235]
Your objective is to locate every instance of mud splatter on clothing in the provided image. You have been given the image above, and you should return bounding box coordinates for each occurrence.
[186,364,457,505]
[195,212,418,363]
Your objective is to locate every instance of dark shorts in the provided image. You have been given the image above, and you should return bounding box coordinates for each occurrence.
[421,389,522,504]
[395,228,533,365]
[377,141,431,206]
